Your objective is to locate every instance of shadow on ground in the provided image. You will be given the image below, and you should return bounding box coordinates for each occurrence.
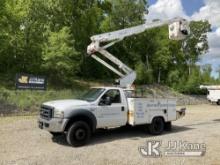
[51,125,193,147]
[183,119,220,127]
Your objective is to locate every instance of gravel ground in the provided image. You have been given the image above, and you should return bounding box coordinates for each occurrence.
[0,104,220,165]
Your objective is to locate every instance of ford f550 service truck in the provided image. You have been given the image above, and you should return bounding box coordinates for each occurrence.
[39,87,186,146]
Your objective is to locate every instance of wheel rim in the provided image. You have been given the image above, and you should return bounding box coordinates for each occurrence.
[75,128,86,140]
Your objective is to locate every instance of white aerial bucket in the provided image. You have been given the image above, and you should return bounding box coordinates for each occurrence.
[169,19,190,40]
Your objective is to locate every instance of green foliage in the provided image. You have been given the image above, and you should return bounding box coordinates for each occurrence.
[167,70,181,88]
[42,27,79,85]
[102,0,147,30]
[0,86,85,111]
[182,66,202,94]
[201,64,213,84]
[136,61,154,84]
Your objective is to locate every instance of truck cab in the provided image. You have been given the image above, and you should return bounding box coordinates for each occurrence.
[39,87,128,130]
[83,87,128,128]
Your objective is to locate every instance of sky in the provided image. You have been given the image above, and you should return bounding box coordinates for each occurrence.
[148,0,220,78]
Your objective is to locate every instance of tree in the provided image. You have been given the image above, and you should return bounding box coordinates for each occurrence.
[102,0,147,30]
[182,66,202,94]
[167,70,181,88]
[201,64,213,84]
[99,0,148,79]
[0,0,49,75]
[42,27,79,85]
[136,61,153,84]
[182,21,211,75]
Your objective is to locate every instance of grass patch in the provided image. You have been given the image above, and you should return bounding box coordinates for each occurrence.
[0,87,86,113]
[0,115,36,125]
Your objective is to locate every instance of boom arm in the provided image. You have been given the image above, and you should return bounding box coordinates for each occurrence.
[87,17,190,88]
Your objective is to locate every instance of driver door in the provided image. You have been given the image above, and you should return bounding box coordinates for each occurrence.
[96,89,126,128]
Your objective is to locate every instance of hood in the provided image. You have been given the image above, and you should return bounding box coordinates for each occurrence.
[43,99,90,110]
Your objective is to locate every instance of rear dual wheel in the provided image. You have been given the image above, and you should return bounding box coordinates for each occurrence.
[148,117,164,135]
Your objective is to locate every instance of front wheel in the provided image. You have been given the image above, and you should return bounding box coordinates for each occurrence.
[148,117,164,135]
[217,100,220,105]
[66,121,91,147]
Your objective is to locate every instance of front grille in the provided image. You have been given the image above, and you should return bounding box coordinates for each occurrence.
[40,105,53,120]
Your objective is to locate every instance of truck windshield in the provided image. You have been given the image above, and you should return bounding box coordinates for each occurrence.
[81,88,105,102]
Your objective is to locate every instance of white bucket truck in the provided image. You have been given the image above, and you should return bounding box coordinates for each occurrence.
[38,17,189,146]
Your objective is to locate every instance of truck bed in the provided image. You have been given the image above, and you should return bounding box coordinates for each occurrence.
[127,98,177,126]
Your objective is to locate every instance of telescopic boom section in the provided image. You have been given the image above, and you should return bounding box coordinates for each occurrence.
[87,17,190,88]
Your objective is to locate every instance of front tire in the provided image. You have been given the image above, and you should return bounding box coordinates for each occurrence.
[66,121,91,147]
[217,100,220,105]
[148,117,164,135]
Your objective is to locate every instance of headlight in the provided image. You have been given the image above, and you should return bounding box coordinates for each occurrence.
[53,109,64,118]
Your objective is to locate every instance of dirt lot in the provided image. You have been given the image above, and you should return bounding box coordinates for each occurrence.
[0,104,220,165]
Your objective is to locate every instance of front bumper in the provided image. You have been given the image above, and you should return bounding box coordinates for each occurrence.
[38,117,69,133]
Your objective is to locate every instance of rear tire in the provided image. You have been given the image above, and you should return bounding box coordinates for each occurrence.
[148,117,164,135]
[66,121,91,147]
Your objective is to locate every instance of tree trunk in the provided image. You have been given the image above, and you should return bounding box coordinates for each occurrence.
[188,65,191,75]
[158,67,161,84]
[188,59,192,75]
[145,54,149,70]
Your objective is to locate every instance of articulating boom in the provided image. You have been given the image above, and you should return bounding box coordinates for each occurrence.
[87,17,190,88]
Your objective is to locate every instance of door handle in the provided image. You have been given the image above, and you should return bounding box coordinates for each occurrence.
[163,109,167,114]
[121,106,125,111]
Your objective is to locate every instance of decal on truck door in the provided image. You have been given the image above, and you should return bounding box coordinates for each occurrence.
[136,102,144,118]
